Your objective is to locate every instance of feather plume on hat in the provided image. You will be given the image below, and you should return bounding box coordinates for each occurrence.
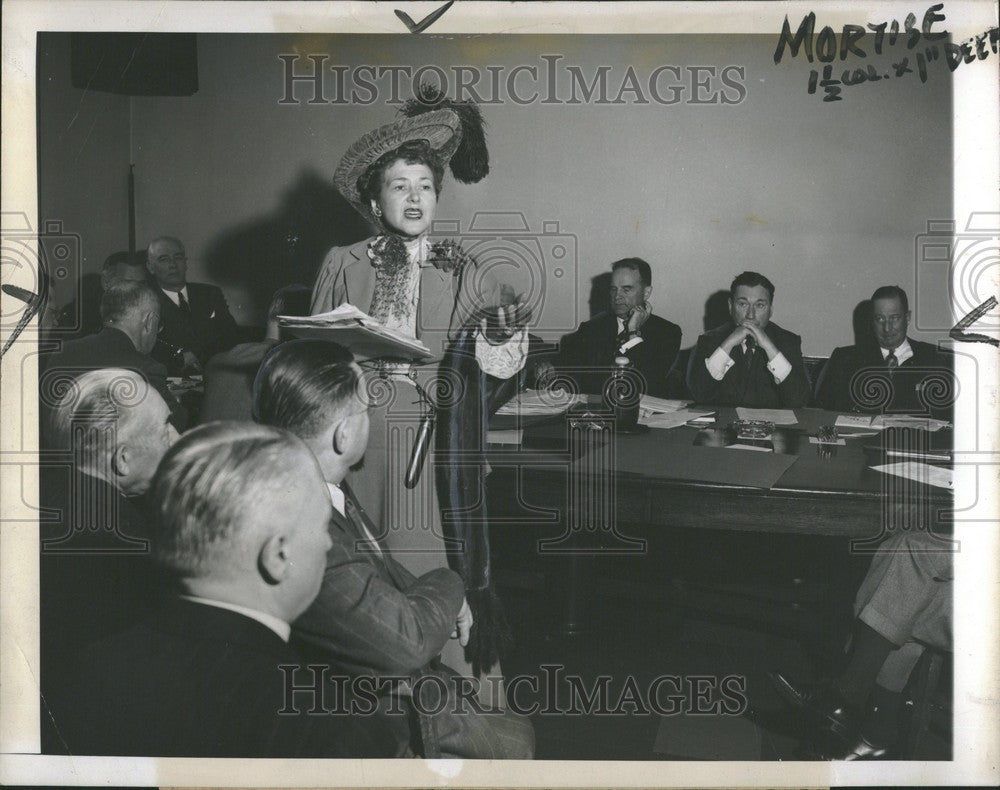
[400,83,489,183]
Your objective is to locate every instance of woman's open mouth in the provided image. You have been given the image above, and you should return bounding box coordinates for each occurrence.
[404,209,423,219]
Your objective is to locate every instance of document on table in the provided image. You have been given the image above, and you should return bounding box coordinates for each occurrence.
[640,408,715,430]
[734,407,798,425]
[870,462,953,489]
[495,389,584,416]
[872,415,952,432]
[639,395,692,414]
[835,414,877,429]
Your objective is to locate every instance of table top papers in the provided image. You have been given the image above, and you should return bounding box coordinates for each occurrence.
[639,395,692,414]
[835,413,951,432]
[639,408,715,430]
[495,389,585,417]
[871,461,953,489]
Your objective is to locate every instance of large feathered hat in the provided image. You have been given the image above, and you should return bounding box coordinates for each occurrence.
[333,85,489,224]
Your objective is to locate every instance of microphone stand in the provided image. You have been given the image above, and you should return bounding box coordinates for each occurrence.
[379,365,436,490]
[1,283,47,359]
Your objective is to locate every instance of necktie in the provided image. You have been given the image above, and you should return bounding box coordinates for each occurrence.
[744,336,757,370]
[886,351,898,371]
[177,291,190,313]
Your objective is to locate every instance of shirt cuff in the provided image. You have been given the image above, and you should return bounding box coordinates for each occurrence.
[705,347,734,381]
[767,352,792,383]
[619,335,643,353]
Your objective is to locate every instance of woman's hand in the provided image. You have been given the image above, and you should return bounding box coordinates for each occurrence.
[480,300,533,343]
[451,598,474,647]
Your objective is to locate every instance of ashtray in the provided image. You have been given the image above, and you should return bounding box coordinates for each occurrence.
[731,419,775,440]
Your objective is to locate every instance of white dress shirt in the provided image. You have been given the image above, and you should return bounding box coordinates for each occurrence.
[705,337,792,383]
[616,316,644,352]
[180,594,290,642]
[881,339,913,365]
[160,285,190,307]
[327,482,382,556]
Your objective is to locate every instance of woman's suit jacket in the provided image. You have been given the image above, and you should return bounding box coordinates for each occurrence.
[310,238,503,360]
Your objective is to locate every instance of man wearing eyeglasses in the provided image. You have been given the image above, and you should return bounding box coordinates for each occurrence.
[147,236,239,374]
[815,285,952,418]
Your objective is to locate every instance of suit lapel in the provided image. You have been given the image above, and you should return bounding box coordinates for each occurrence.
[341,482,411,588]
[159,289,182,318]
[342,246,372,310]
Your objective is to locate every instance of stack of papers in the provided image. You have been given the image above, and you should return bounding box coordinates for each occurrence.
[278,303,432,360]
[640,408,715,430]
[734,407,798,425]
[495,389,584,417]
[639,396,692,414]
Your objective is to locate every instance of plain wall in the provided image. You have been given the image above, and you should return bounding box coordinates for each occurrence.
[42,33,954,354]
[37,33,132,315]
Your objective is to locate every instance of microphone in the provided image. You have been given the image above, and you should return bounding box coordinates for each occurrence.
[2,283,42,306]
[404,412,435,489]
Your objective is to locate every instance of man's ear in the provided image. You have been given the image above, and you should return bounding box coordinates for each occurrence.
[332,418,351,457]
[110,443,130,481]
[259,533,289,585]
[642,286,652,305]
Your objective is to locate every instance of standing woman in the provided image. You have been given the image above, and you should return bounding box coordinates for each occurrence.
[311,95,526,703]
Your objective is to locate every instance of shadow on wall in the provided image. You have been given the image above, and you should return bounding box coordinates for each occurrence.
[703,290,730,333]
[668,289,733,399]
[202,168,370,325]
[588,272,612,320]
[853,299,875,347]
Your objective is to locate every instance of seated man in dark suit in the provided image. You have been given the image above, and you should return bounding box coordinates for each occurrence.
[552,258,681,398]
[687,271,810,407]
[815,285,952,419]
[253,340,534,759]
[40,368,179,751]
[146,235,239,374]
[55,421,409,758]
[55,250,149,339]
[44,280,187,430]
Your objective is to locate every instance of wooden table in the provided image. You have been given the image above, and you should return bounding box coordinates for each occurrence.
[484,406,953,635]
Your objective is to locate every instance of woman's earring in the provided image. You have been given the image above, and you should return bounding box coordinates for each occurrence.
[373,206,382,218]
